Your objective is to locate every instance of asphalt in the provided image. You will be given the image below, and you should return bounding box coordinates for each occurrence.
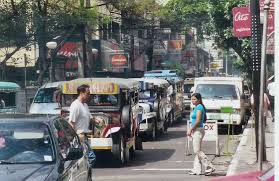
[92,116,241,181]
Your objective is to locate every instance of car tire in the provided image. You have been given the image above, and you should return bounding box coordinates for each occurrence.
[87,168,92,181]
[112,132,126,167]
[150,119,157,141]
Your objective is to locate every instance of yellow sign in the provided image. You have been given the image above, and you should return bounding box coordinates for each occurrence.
[62,82,119,94]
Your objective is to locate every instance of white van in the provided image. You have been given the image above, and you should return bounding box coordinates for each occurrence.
[191,77,247,131]
[29,81,64,114]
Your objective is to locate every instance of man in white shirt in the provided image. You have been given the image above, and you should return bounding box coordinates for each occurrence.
[69,84,96,166]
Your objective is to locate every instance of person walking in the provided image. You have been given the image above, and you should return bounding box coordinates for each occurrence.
[187,93,215,176]
[68,84,96,167]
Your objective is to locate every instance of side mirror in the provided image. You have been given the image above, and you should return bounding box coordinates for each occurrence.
[29,98,34,104]
[65,147,84,161]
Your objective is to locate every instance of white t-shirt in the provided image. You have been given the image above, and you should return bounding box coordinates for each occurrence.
[69,99,92,134]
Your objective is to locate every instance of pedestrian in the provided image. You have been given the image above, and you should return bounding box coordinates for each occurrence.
[250,93,272,127]
[68,84,96,167]
[187,93,215,176]
[0,97,5,109]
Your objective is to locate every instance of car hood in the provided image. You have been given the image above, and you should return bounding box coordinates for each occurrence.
[0,164,55,181]
[29,103,60,114]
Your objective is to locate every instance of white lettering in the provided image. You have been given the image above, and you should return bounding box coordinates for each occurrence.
[234,12,249,22]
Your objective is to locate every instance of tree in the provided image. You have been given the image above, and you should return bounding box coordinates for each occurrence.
[163,0,252,80]
[0,0,97,84]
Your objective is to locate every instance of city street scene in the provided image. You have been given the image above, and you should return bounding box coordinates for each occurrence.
[0,0,276,181]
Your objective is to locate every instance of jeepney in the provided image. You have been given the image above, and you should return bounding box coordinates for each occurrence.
[144,70,184,125]
[0,82,20,113]
[132,78,170,140]
[60,78,143,166]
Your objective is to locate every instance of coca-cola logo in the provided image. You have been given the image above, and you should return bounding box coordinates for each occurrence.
[234,12,249,21]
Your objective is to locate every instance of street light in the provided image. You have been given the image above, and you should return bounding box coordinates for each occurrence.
[46,41,57,82]
[91,48,99,75]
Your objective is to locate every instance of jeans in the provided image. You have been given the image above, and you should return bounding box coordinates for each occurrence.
[192,128,214,174]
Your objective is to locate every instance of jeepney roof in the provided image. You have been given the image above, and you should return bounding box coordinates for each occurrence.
[68,78,140,89]
[132,78,170,87]
[0,82,20,92]
[61,78,140,94]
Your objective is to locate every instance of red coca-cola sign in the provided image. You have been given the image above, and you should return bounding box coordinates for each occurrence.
[232,6,251,37]
[111,54,128,67]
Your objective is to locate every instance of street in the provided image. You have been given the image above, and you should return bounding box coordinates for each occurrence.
[93,115,241,181]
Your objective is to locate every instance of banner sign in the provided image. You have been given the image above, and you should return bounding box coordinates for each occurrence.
[232,6,251,37]
[62,82,119,94]
[259,0,274,12]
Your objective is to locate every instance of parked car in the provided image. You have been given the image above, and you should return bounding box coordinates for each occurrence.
[0,114,92,181]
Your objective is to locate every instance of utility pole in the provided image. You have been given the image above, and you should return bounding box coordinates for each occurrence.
[258,0,270,170]
[274,0,279,176]
[250,0,262,162]
[24,54,28,113]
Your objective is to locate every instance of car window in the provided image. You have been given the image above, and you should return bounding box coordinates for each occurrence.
[54,120,71,159]
[0,122,54,164]
[34,88,57,103]
[59,119,80,149]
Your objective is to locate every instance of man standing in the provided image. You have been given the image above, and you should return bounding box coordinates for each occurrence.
[68,84,96,166]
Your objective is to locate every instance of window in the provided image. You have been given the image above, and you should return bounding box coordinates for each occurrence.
[196,84,238,99]
[54,120,71,159]
[59,119,80,149]
[88,94,119,106]
[0,122,54,163]
[0,92,16,108]
[34,88,57,103]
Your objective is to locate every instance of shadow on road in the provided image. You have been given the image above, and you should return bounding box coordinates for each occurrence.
[94,148,175,168]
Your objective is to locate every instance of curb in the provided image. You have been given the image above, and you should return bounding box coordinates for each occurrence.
[226,127,251,176]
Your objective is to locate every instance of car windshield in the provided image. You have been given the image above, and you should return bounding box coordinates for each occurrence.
[196,84,238,99]
[34,88,57,103]
[0,122,54,164]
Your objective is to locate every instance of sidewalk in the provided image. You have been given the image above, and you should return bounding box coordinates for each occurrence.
[226,119,274,176]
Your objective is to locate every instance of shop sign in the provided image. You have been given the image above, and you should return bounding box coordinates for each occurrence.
[109,53,129,68]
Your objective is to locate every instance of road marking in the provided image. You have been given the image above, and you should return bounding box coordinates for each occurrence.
[132,168,192,171]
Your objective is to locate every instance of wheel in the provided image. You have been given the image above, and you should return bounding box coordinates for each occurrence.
[150,120,157,141]
[87,168,92,181]
[112,133,126,166]
[168,112,174,126]
[135,131,143,150]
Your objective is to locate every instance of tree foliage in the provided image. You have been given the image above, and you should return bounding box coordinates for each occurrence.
[164,0,252,80]
[0,0,97,83]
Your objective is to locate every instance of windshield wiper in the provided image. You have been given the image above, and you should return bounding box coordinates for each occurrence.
[0,160,16,164]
